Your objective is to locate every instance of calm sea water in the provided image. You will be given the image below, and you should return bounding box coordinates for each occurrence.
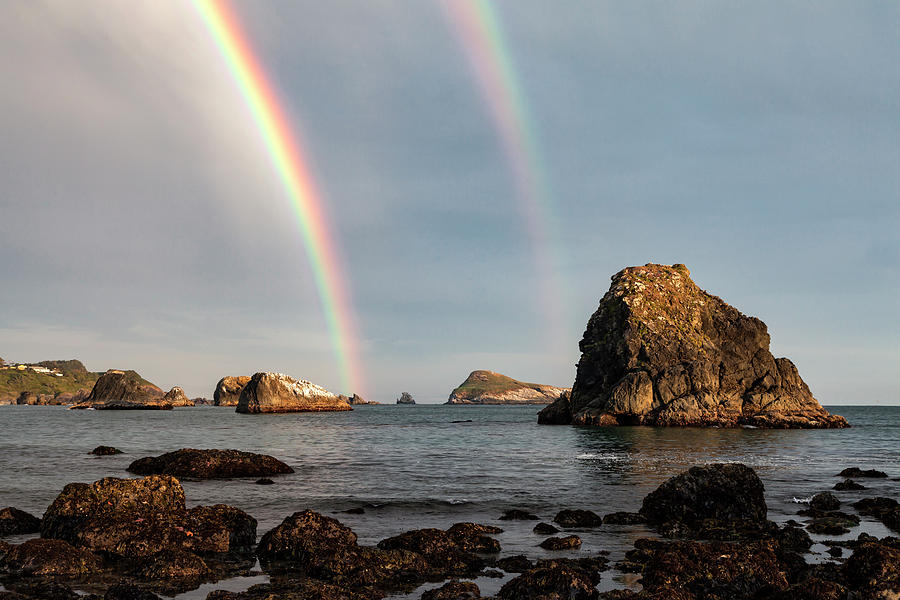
[0,405,897,597]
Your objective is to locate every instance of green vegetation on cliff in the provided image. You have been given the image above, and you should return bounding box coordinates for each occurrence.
[450,371,548,400]
[0,368,101,398]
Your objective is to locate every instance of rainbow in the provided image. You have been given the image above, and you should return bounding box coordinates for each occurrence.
[442,0,567,353]
[192,0,363,396]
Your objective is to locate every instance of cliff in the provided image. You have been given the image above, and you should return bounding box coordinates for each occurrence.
[70,370,174,410]
[0,358,99,405]
[214,376,251,406]
[447,370,569,405]
[539,264,848,428]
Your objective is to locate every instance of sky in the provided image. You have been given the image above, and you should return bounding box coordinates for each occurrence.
[0,1,897,404]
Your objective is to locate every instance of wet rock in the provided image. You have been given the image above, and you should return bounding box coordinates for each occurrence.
[315,545,430,591]
[41,475,255,559]
[602,512,645,525]
[836,467,887,478]
[103,585,162,600]
[205,580,368,600]
[4,538,102,575]
[499,509,538,521]
[536,391,573,425]
[133,548,210,580]
[496,554,534,573]
[853,497,900,532]
[833,479,866,491]
[826,546,842,557]
[640,463,767,539]
[776,525,813,552]
[89,446,122,456]
[257,510,358,571]
[1,581,78,600]
[533,522,559,535]
[377,527,490,574]
[255,478,274,485]
[770,578,848,600]
[539,535,582,550]
[809,492,840,512]
[842,542,900,597]
[342,507,364,514]
[213,376,251,407]
[0,507,40,536]
[421,580,481,600]
[553,509,603,528]
[127,448,294,479]
[631,539,790,599]
[497,559,602,600]
[446,523,502,552]
[550,264,848,428]
[807,514,859,536]
[236,372,352,414]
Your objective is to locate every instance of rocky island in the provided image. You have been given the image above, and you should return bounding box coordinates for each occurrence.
[0,358,99,406]
[396,392,416,405]
[447,370,569,405]
[540,264,848,428]
[70,369,187,410]
[235,372,352,414]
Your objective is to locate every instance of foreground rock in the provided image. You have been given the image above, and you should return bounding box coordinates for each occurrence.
[396,392,416,405]
[127,448,294,479]
[497,558,607,600]
[0,507,41,536]
[640,463,769,539]
[446,370,570,405]
[3,538,101,576]
[236,373,352,414]
[41,475,256,560]
[70,370,171,410]
[540,264,849,428]
[213,376,251,407]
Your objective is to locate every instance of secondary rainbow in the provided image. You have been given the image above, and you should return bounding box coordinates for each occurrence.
[192,0,363,396]
[442,0,567,352]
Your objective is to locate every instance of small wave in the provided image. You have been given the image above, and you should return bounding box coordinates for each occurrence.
[449,499,471,505]
[792,496,813,504]
[576,453,625,461]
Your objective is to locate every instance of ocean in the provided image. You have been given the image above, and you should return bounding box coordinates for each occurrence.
[0,404,897,598]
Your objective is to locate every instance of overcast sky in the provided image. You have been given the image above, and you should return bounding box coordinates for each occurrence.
[1,1,897,404]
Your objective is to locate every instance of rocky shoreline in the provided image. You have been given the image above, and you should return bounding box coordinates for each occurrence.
[1,451,896,600]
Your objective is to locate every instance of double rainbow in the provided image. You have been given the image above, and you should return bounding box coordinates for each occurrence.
[193,0,363,396]
[443,0,567,353]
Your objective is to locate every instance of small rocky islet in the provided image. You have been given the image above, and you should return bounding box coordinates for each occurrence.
[446,371,569,405]
[0,461,897,599]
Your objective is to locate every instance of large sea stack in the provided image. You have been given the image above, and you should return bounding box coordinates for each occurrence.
[446,370,569,405]
[235,372,352,414]
[540,264,848,428]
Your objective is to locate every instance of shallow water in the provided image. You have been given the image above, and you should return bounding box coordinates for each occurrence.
[0,404,897,597]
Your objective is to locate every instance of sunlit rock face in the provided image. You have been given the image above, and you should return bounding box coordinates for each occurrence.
[540,264,848,429]
[446,370,569,405]
[236,372,352,414]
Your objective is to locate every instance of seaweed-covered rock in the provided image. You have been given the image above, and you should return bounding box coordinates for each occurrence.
[853,497,900,532]
[842,542,900,596]
[40,475,255,559]
[499,509,538,521]
[497,559,602,600]
[640,463,767,538]
[836,467,887,478]
[603,512,645,525]
[127,448,293,479]
[133,548,210,580]
[809,492,840,512]
[0,507,40,536]
[103,585,162,600]
[213,376,251,407]
[554,509,603,528]
[3,538,102,575]
[236,373,352,414]
[422,580,482,600]
[257,510,358,571]
[533,523,559,535]
[89,446,122,456]
[833,479,866,491]
[543,264,849,428]
[539,535,582,550]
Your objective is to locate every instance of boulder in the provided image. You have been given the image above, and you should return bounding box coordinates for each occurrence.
[541,264,849,428]
[3,538,102,576]
[842,541,900,596]
[422,581,481,600]
[539,535,582,550]
[40,475,256,559]
[257,510,358,570]
[213,376,251,407]
[396,392,416,405]
[497,559,603,600]
[133,548,211,580]
[236,373,352,414]
[836,467,887,478]
[834,479,866,491]
[89,446,122,456]
[163,387,193,407]
[127,448,293,479]
[809,492,840,512]
[71,370,170,410]
[553,509,603,528]
[446,370,569,405]
[0,507,41,536]
[640,463,768,538]
[346,394,379,405]
[853,497,900,532]
[533,523,559,535]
